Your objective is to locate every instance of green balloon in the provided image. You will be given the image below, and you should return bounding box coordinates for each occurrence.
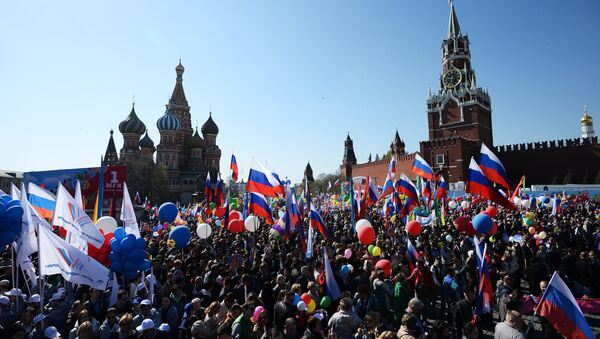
[230,203,238,210]
[320,296,331,308]
[209,202,215,209]
[524,217,533,226]
[367,244,375,254]
[343,195,350,202]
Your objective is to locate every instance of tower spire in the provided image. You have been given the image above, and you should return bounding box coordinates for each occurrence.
[448,0,462,39]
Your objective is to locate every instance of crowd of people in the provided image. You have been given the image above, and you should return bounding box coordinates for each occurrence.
[0,190,599,339]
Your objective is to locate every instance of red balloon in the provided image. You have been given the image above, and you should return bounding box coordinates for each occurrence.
[405,220,422,236]
[485,206,497,217]
[214,207,226,217]
[301,293,312,304]
[490,222,498,235]
[454,216,469,233]
[229,211,242,221]
[228,219,244,233]
[357,226,375,245]
[89,232,113,265]
[375,259,391,278]
[466,222,477,236]
[205,208,212,216]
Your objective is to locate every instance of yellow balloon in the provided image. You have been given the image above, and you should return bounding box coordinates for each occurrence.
[372,246,381,257]
[307,300,316,313]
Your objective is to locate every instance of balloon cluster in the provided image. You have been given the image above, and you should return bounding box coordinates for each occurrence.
[367,245,381,257]
[109,228,151,279]
[297,293,317,313]
[0,194,23,250]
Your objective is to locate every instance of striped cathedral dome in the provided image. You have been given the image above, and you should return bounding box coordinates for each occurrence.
[118,104,146,134]
[156,107,180,131]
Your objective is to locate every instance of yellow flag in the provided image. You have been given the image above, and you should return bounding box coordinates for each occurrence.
[92,193,99,223]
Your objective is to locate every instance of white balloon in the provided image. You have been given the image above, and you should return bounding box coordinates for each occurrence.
[356,219,372,232]
[196,223,212,239]
[296,301,307,311]
[512,197,522,205]
[347,264,354,272]
[522,199,531,209]
[448,201,457,209]
[96,216,118,233]
[460,201,470,209]
[244,216,260,232]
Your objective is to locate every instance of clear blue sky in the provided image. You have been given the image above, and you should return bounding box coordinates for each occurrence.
[1,0,599,183]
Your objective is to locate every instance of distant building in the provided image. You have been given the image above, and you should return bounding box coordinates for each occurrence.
[104,61,222,202]
[343,0,600,186]
[0,170,23,194]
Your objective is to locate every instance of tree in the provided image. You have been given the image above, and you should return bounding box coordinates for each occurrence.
[311,169,341,193]
[375,154,380,161]
[382,149,392,160]
[368,153,372,163]
[123,158,169,203]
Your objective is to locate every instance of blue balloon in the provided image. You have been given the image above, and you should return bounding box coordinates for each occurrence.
[542,196,550,204]
[169,226,191,249]
[108,252,120,263]
[109,238,121,253]
[140,259,152,271]
[111,260,123,272]
[127,249,145,262]
[158,202,178,223]
[134,237,146,249]
[125,270,138,280]
[473,214,493,234]
[0,231,15,245]
[341,265,350,276]
[120,236,135,252]
[293,293,300,306]
[124,260,137,272]
[0,201,6,215]
[114,227,126,241]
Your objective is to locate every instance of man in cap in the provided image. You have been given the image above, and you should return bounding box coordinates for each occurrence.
[136,318,156,339]
[27,294,41,313]
[43,326,61,339]
[133,299,160,329]
[0,295,17,327]
[84,288,107,323]
[156,323,170,339]
[45,291,71,335]
[99,307,120,339]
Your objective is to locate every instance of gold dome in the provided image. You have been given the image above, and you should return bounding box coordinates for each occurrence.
[581,106,593,126]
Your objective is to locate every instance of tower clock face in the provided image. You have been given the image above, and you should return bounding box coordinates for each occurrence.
[443,68,462,88]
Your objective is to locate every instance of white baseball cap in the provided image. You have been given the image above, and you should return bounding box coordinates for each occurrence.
[49,292,64,301]
[33,314,46,324]
[0,296,9,305]
[136,318,155,332]
[4,288,23,297]
[44,326,61,338]
[158,323,170,332]
[136,282,147,292]
[28,294,41,303]
[140,299,152,306]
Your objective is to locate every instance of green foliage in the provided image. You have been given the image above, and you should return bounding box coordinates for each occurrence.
[123,158,169,203]
[311,169,341,193]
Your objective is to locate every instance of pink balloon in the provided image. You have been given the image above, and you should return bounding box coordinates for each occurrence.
[344,248,352,259]
[252,306,265,322]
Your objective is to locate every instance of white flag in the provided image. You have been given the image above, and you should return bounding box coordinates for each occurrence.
[10,183,21,200]
[52,184,104,249]
[109,273,119,307]
[327,181,332,191]
[68,181,89,253]
[120,182,140,238]
[38,225,109,290]
[16,183,39,289]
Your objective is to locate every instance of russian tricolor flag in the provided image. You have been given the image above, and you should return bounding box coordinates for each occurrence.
[230,153,239,182]
[27,183,56,220]
[406,238,420,272]
[309,205,333,240]
[479,143,512,189]
[466,158,515,210]
[365,177,380,207]
[396,173,419,205]
[436,175,447,200]
[378,157,397,201]
[247,159,285,197]
[422,180,432,201]
[249,192,273,224]
[387,155,397,179]
[536,271,593,339]
[411,154,435,180]
[473,236,493,315]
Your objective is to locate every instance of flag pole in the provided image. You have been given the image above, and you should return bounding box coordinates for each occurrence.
[98,156,105,218]
[36,222,44,329]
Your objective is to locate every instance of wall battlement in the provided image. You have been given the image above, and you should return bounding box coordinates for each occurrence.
[495,136,599,153]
